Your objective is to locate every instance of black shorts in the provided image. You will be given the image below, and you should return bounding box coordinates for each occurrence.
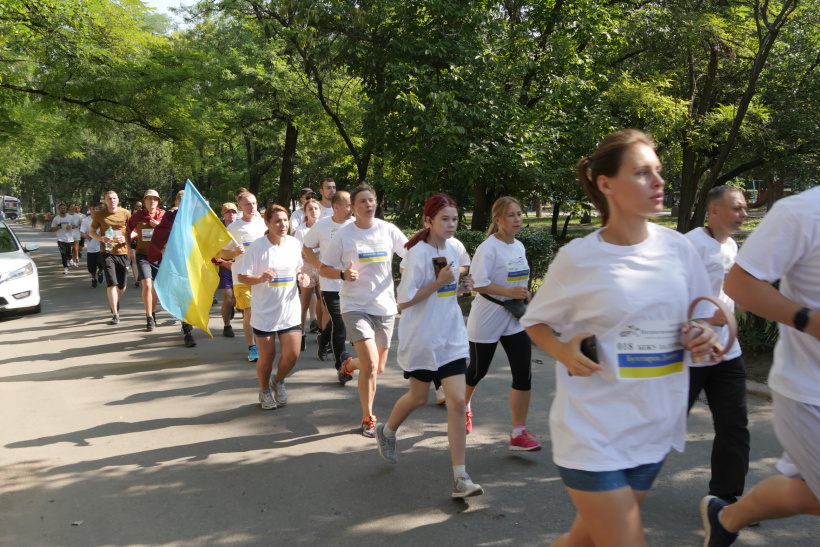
[252,324,302,337]
[135,253,159,281]
[102,253,130,289]
[403,358,467,382]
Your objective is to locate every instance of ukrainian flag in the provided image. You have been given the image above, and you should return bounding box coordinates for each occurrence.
[155,180,233,337]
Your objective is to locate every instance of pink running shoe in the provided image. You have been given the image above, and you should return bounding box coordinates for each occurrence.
[465,410,473,435]
[510,430,542,452]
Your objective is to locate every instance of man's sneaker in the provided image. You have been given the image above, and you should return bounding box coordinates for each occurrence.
[107,315,120,325]
[338,353,354,385]
[223,325,235,338]
[301,333,307,351]
[510,430,542,452]
[465,410,473,434]
[259,389,277,410]
[183,332,197,347]
[91,277,97,288]
[316,334,328,361]
[701,495,739,547]
[97,271,104,283]
[435,386,446,405]
[375,423,398,464]
[309,319,319,333]
[146,316,155,332]
[248,345,259,362]
[361,415,377,438]
[63,267,69,275]
[269,377,288,406]
[452,474,484,498]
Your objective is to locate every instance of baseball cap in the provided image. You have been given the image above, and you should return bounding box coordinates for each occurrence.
[221,203,238,215]
[299,187,315,198]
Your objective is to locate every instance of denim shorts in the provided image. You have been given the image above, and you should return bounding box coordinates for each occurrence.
[557,459,666,492]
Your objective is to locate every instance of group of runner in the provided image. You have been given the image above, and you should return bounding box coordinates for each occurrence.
[43,129,820,537]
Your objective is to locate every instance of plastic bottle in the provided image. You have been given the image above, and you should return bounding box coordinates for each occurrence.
[105,226,114,252]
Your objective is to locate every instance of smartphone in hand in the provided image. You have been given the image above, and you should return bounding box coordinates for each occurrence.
[432,257,447,278]
[580,335,598,363]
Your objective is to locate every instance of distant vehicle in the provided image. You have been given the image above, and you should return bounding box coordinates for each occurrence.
[0,221,41,314]
[2,196,23,220]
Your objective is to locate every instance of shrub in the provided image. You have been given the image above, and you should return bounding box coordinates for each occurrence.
[736,312,779,354]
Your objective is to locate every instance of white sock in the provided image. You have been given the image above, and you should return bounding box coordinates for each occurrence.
[453,465,466,481]
[383,424,397,439]
[512,425,526,437]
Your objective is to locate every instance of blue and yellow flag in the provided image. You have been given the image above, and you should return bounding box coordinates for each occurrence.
[155,180,233,337]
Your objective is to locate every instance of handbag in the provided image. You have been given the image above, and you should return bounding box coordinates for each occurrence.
[480,293,527,319]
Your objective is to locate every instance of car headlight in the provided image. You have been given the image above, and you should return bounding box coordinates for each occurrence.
[0,263,34,284]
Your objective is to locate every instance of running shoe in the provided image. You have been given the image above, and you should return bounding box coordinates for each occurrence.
[63,267,69,275]
[248,345,259,362]
[135,280,140,288]
[375,423,397,464]
[465,410,473,434]
[259,389,277,410]
[361,415,377,438]
[338,353,354,385]
[435,386,446,405]
[452,474,484,498]
[510,429,542,452]
[301,333,307,351]
[701,495,739,547]
[183,332,197,347]
[91,278,97,288]
[146,316,155,332]
[108,315,120,325]
[309,319,319,333]
[316,333,327,361]
[97,271,104,283]
[223,325,235,338]
[269,377,287,406]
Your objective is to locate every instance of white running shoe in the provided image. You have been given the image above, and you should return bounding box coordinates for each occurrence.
[435,386,446,405]
[259,389,277,410]
[63,267,69,274]
[269,377,287,406]
[452,474,484,498]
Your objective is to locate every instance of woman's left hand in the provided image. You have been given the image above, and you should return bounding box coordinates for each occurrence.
[681,321,723,362]
[297,272,310,288]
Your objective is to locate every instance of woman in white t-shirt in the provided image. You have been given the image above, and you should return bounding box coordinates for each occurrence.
[464,196,541,452]
[519,130,720,547]
[293,198,323,350]
[238,204,311,411]
[319,184,408,437]
[374,194,482,498]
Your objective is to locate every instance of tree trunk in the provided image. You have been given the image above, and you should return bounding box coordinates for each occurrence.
[560,212,573,241]
[472,179,489,232]
[276,121,298,208]
[550,199,563,237]
[534,196,542,218]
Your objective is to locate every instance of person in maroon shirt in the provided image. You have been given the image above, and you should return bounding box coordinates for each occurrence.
[126,189,165,331]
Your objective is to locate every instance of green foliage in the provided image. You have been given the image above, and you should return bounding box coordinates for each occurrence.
[736,312,779,355]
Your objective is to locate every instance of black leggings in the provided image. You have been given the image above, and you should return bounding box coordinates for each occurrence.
[57,241,73,267]
[467,330,532,391]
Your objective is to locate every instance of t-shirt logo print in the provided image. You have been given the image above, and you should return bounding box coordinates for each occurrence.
[357,243,388,263]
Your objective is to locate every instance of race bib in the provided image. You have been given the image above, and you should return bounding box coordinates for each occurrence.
[437,282,457,298]
[506,257,529,282]
[141,228,154,242]
[268,268,295,287]
[357,243,388,263]
[615,320,684,379]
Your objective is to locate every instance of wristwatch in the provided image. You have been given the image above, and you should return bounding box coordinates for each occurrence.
[794,307,812,332]
[339,270,345,281]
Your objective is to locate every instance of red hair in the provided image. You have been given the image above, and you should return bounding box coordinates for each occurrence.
[405,193,458,250]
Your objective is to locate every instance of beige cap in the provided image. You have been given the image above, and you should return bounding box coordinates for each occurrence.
[143,189,161,202]
[221,202,238,215]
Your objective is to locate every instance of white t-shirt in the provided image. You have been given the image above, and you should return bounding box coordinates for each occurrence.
[396,241,470,372]
[223,215,267,285]
[80,217,100,253]
[734,186,820,406]
[303,216,354,292]
[320,204,333,219]
[321,219,408,315]
[70,213,83,239]
[239,235,303,332]
[519,224,714,471]
[399,237,471,272]
[51,214,74,243]
[290,208,304,233]
[466,235,529,343]
[685,227,742,362]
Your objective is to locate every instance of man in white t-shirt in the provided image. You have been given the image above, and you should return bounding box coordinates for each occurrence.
[51,203,75,274]
[290,187,315,233]
[70,203,84,266]
[701,185,820,546]
[318,177,335,218]
[80,203,103,288]
[685,186,750,506]
[222,192,267,362]
[303,191,354,378]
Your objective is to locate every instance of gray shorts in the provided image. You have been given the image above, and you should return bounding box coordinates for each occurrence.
[342,311,395,349]
[773,390,820,499]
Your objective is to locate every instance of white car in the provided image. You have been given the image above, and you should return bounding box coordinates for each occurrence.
[0,221,41,314]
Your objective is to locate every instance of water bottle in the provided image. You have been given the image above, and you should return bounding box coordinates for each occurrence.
[105,226,114,252]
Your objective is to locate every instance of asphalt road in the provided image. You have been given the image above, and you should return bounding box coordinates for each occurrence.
[2,222,818,546]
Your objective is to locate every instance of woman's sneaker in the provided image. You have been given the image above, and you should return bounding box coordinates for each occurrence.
[452,474,484,498]
[337,353,354,385]
[269,377,287,406]
[361,415,377,437]
[510,429,542,451]
[435,386,446,405]
[259,389,276,410]
[701,495,739,547]
[375,423,397,464]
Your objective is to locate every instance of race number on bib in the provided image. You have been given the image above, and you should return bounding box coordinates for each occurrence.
[506,257,529,282]
[141,228,154,242]
[615,320,684,379]
[357,243,388,263]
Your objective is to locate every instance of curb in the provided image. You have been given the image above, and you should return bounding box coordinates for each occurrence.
[747,379,772,400]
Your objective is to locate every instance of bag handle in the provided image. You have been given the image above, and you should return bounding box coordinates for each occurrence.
[685,295,738,361]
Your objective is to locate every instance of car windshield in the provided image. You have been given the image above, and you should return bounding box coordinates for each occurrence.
[0,224,20,253]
